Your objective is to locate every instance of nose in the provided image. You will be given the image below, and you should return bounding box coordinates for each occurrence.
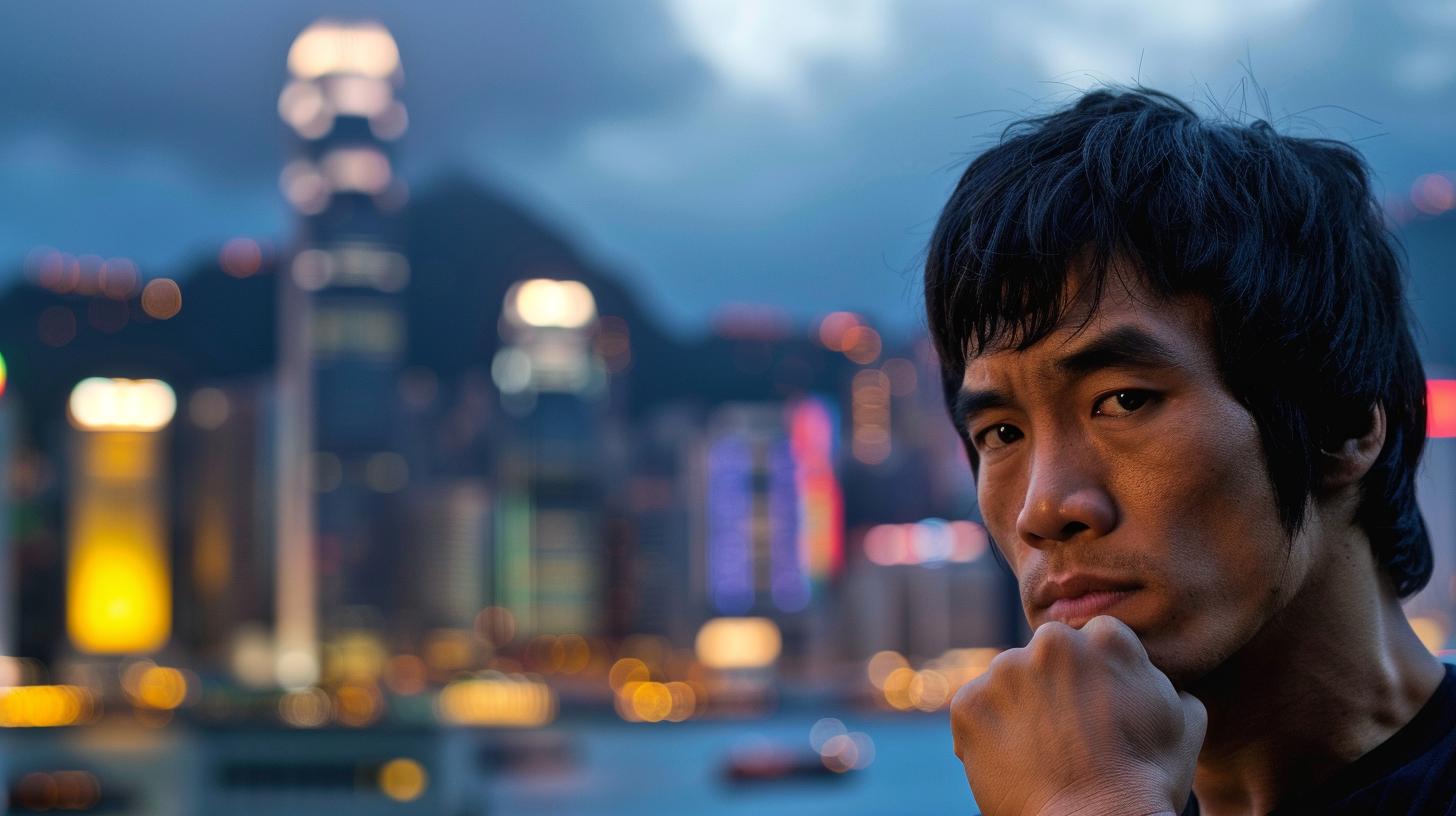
[1015,440,1117,546]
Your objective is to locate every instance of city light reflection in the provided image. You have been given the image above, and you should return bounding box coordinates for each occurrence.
[0,685,96,728]
[436,674,556,727]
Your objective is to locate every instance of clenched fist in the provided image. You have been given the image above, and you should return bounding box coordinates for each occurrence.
[951,616,1206,816]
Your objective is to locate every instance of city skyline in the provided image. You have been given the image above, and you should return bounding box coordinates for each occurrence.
[2,12,1456,814]
[2,1,1454,335]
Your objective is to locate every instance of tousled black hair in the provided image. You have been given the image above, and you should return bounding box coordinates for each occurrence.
[924,87,1431,597]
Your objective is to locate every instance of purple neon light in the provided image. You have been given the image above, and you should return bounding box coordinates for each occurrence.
[707,435,754,614]
[769,438,809,612]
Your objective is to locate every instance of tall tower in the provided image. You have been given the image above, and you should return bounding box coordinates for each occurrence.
[491,278,610,636]
[275,20,410,686]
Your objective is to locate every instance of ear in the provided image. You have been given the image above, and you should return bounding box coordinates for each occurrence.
[1318,402,1386,491]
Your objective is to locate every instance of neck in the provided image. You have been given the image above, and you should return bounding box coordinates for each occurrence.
[1186,537,1444,816]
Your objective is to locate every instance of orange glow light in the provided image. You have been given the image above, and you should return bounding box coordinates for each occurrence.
[436,675,556,727]
[817,311,860,350]
[0,686,96,728]
[842,325,882,365]
[140,279,182,320]
[1429,380,1456,437]
[378,758,427,802]
[608,657,650,691]
[134,666,188,710]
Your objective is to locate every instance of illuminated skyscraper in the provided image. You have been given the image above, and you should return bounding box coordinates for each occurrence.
[275,20,411,685]
[492,278,611,636]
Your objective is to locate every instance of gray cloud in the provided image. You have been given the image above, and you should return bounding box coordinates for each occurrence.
[0,0,708,179]
[0,0,1452,334]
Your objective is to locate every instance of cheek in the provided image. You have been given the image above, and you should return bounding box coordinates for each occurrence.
[1118,402,1291,658]
[976,474,1028,572]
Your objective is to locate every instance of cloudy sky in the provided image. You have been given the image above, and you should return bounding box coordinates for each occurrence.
[2,0,1453,335]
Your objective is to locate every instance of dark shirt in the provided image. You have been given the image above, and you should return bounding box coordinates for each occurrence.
[1183,663,1456,815]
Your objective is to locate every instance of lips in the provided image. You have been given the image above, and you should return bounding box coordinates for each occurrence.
[1031,574,1141,626]
[1043,589,1137,626]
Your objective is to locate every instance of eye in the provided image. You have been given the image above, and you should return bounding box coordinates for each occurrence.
[975,422,1024,452]
[1093,389,1154,418]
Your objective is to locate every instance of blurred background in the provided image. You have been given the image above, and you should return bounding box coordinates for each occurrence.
[0,1,1454,814]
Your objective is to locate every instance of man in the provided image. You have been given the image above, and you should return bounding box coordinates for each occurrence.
[925,88,1456,815]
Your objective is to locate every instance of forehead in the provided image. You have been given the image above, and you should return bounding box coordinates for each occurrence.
[961,274,1213,388]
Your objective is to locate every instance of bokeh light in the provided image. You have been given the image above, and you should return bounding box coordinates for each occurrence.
[68,378,177,432]
[694,617,782,670]
[288,20,401,80]
[0,685,96,728]
[220,237,263,278]
[1412,173,1456,216]
[1429,380,1456,437]
[866,650,908,689]
[818,311,860,350]
[436,675,556,727]
[842,325,882,365]
[506,279,598,329]
[140,278,183,320]
[279,688,332,728]
[99,258,139,299]
[38,305,77,347]
[378,758,427,802]
[188,387,231,430]
[133,665,188,710]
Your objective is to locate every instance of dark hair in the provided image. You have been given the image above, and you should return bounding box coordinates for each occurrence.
[923,87,1431,597]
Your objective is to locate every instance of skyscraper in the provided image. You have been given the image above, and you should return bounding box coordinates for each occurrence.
[492,279,611,637]
[275,20,412,686]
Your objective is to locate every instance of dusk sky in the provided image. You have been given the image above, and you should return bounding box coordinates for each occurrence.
[2,0,1453,335]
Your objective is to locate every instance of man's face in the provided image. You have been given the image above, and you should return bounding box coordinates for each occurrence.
[958,275,1308,684]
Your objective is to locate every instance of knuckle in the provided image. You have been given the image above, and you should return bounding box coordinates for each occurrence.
[1027,622,1075,669]
[1031,620,1074,648]
[981,645,1023,683]
[949,678,990,739]
[1027,641,1063,672]
[1084,615,1139,654]
[950,676,983,714]
[1084,614,1125,642]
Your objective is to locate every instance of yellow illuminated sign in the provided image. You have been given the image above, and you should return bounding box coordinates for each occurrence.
[68,430,171,654]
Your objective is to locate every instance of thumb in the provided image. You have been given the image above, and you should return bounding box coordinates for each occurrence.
[1178,691,1208,757]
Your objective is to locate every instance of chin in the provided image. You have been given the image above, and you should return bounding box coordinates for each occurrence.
[1139,631,1230,689]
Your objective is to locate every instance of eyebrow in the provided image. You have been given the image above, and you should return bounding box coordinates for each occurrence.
[952,325,1184,434]
[1053,325,1184,377]
[952,388,1011,437]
